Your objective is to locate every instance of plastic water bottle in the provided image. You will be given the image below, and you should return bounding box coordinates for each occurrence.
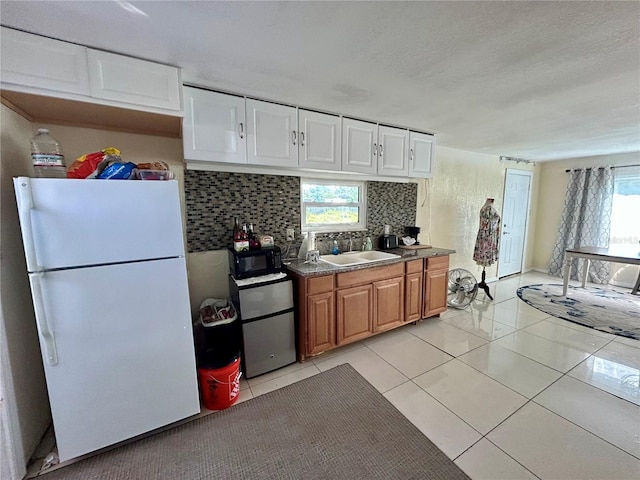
[30,128,67,178]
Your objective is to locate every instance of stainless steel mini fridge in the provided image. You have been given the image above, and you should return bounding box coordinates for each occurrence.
[229,275,296,378]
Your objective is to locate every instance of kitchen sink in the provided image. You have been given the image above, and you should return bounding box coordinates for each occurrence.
[319,250,401,267]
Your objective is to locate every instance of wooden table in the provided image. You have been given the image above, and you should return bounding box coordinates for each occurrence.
[562,246,640,296]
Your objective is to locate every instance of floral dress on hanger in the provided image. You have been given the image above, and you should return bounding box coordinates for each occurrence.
[473,204,501,267]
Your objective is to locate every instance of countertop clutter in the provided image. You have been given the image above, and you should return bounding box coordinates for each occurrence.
[283,247,456,277]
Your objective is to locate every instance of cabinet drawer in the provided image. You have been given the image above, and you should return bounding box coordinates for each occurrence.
[425,255,449,270]
[336,263,404,288]
[307,274,334,295]
[405,259,423,274]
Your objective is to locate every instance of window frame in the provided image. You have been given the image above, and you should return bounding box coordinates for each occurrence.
[610,167,640,247]
[300,178,367,233]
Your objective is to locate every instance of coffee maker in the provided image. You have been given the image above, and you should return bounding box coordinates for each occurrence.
[405,226,421,245]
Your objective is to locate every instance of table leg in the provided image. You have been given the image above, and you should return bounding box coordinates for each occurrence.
[581,259,590,288]
[562,252,572,296]
[632,270,640,295]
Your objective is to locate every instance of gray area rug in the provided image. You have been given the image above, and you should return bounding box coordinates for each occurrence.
[39,364,470,480]
[517,283,640,340]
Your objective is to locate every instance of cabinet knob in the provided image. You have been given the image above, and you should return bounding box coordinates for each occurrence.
[379,144,383,157]
[238,122,244,139]
[410,148,414,161]
[300,131,305,147]
[373,143,378,156]
[292,130,297,145]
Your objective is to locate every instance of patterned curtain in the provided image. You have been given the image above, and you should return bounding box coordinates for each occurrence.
[548,167,614,284]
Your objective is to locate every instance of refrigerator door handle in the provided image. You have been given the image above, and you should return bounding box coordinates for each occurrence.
[30,273,58,365]
[15,177,40,272]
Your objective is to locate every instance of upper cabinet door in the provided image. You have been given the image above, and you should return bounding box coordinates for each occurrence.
[87,50,181,111]
[246,99,298,168]
[409,131,436,178]
[378,126,409,177]
[182,87,247,164]
[298,110,341,171]
[341,118,377,174]
[0,27,90,96]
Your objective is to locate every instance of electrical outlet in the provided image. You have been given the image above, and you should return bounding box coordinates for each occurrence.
[286,228,295,241]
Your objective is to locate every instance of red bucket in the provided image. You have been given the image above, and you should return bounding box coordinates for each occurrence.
[198,356,242,410]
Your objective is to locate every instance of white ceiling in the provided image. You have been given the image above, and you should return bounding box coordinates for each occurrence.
[1,1,639,162]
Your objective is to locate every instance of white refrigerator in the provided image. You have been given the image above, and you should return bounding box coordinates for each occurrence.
[13,177,200,462]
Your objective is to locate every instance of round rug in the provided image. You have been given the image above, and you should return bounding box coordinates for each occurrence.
[517,284,640,340]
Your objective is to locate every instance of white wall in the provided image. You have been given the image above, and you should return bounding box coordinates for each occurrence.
[532,151,640,284]
[0,104,51,480]
[416,145,538,282]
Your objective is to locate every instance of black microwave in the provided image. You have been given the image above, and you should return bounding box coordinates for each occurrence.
[228,246,283,279]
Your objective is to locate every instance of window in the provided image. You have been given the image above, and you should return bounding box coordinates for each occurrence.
[610,167,640,247]
[300,179,366,232]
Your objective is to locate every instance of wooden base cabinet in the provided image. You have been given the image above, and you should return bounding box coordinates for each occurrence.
[373,276,404,332]
[423,256,449,318]
[294,256,449,361]
[307,291,335,355]
[404,259,424,323]
[337,284,373,345]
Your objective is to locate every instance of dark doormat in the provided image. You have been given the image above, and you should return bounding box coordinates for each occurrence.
[38,363,471,480]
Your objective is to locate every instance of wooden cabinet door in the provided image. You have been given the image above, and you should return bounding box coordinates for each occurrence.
[409,131,436,178]
[341,118,377,174]
[307,292,335,355]
[182,87,247,163]
[246,99,298,167]
[1,27,90,96]
[298,109,341,171]
[87,49,181,111]
[336,285,372,345]
[424,268,449,318]
[373,276,405,332]
[377,126,409,177]
[405,272,423,322]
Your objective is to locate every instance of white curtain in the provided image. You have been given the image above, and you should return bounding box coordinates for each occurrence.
[548,167,614,284]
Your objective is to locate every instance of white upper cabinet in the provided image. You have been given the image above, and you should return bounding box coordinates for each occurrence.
[246,99,298,168]
[0,27,90,95]
[298,110,341,171]
[377,126,409,177]
[342,118,377,174]
[87,50,181,111]
[408,131,436,178]
[0,27,181,114]
[182,87,247,164]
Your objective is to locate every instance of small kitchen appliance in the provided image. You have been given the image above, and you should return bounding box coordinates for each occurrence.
[379,234,399,250]
[228,246,282,279]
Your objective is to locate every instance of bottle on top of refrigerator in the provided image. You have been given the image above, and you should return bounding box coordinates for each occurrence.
[30,128,67,178]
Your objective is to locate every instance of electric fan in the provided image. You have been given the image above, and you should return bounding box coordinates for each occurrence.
[447,268,478,309]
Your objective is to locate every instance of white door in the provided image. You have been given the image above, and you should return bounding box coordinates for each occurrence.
[498,169,532,278]
[14,178,185,271]
[183,87,247,164]
[31,258,199,461]
[298,109,341,171]
[246,99,298,167]
[378,126,409,176]
[341,118,377,174]
[87,49,181,111]
[408,131,436,178]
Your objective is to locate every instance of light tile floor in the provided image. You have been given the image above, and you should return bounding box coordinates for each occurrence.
[235,271,640,480]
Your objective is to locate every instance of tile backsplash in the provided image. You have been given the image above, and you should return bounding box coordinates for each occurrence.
[185,171,417,255]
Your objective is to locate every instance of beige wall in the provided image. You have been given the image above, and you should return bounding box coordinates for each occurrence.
[416,146,538,282]
[532,151,640,284]
[0,104,50,478]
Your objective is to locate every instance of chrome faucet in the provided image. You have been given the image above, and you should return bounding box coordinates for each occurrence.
[347,234,354,252]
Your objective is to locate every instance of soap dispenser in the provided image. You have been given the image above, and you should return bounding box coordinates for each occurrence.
[331,239,339,255]
[365,236,373,251]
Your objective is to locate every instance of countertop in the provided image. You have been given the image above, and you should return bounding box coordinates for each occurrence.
[283,247,456,277]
